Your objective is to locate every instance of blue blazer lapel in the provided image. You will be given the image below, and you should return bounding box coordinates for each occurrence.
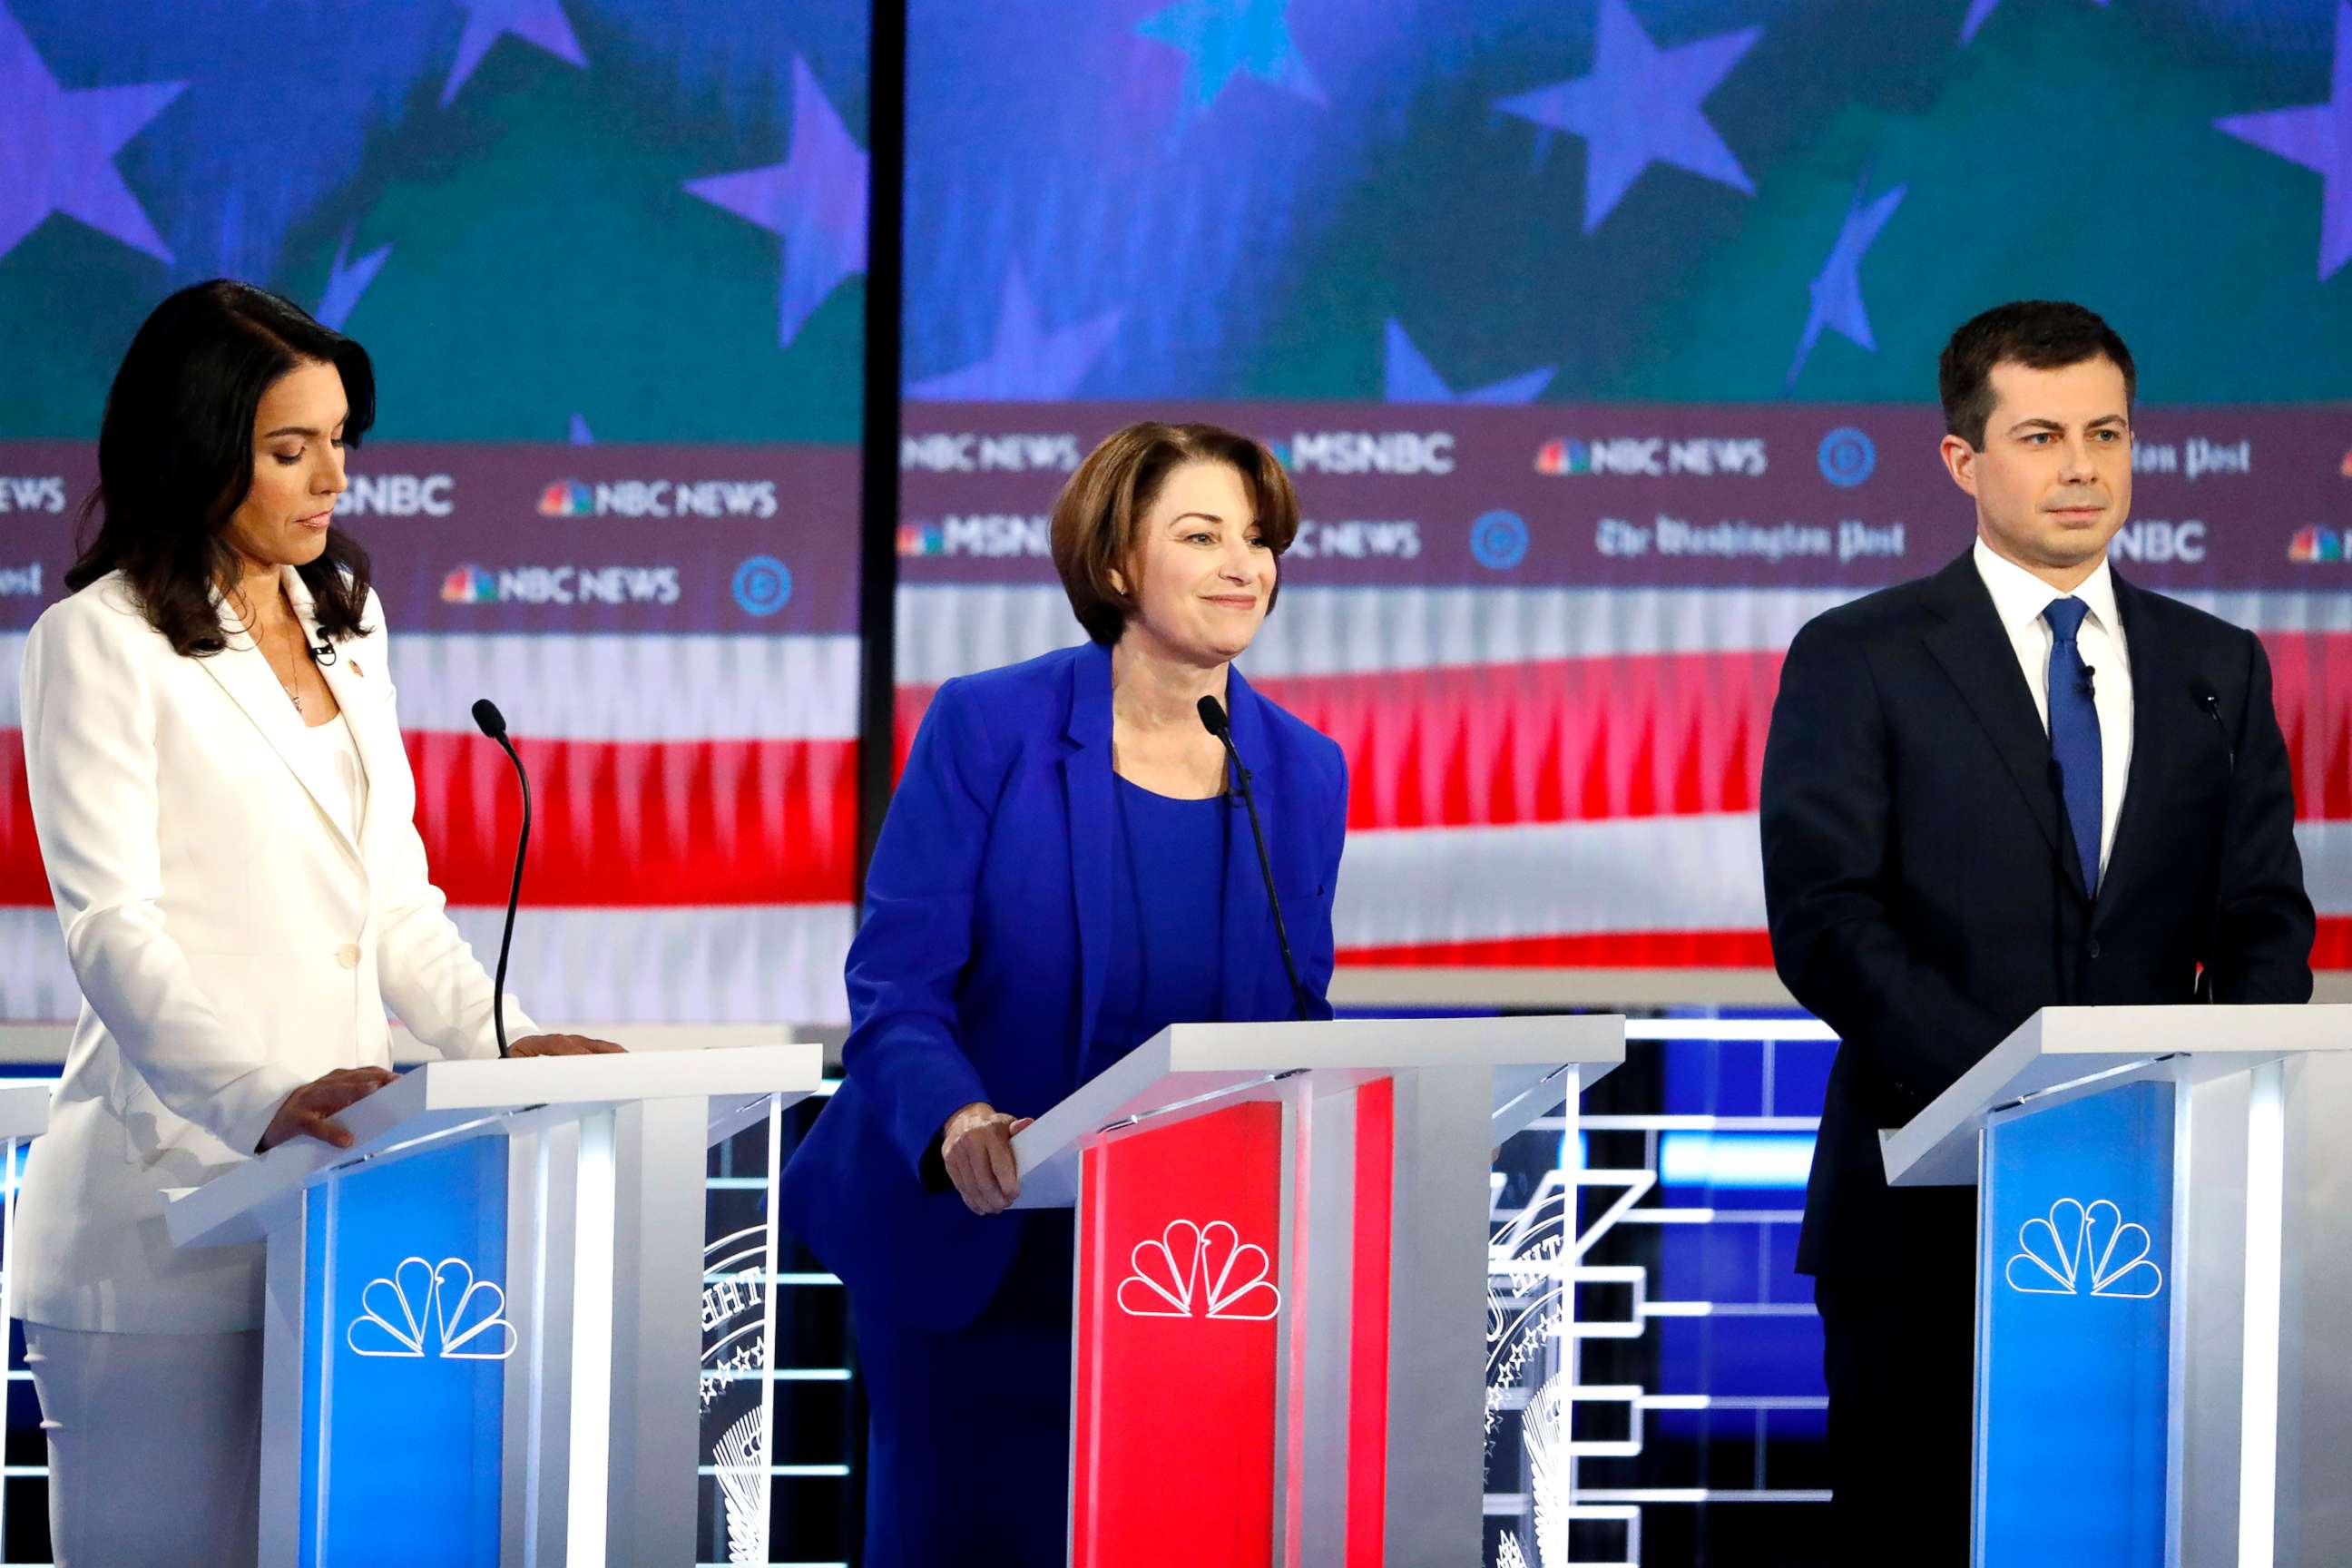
[1063,642,1114,1051]
[1219,666,1279,1022]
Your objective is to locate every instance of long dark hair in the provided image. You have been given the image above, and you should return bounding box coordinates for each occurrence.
[66,279,376,656]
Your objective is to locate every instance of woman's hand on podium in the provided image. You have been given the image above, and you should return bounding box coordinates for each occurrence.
[940,1102,1035,1215]
[256,1066,397,1152]
[507,1034,625,1056]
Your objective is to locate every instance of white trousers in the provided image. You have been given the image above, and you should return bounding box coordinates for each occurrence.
[23,1323,262,1568]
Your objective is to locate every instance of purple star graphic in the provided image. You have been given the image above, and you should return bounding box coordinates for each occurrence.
[1494,0,1760,235]
[317,229,393,330]
[685,57,869,350]
[1788,177,1906,386]
[0,5,184,265]
[568,412,594,446]
[1134,0,1327,118]
[1384,319,1553,404]
[1961,0,2110,47]
[442,0,586,108]
[2216,0,2352,280]
[906,266,1122,402]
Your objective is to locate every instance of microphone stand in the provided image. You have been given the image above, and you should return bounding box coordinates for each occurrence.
[1198,695,1310,1021]
[471,699,527,1058]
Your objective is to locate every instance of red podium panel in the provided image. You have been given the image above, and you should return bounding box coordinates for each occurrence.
[1073,1102,1284,1568]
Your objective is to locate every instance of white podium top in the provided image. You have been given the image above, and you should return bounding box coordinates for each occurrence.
[1010,1014,1623,1210]
[168,1042,822,1248]
[0,1083,51,1142]
[1882,1004,2352,1188]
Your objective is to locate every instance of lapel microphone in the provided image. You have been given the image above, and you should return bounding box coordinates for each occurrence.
[310,630,337,667]
[470,699,528,1059]
[1198,694,1310,1021]
[2191,681,2234,774]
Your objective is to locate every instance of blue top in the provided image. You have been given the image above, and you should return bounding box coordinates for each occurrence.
[1095,775,1228,1072]
[779,641,1349,1334]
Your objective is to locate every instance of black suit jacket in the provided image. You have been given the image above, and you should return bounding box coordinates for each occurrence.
[1760,549,2314,1278]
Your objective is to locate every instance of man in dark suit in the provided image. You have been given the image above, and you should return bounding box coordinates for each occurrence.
[1759,299,2314,1563]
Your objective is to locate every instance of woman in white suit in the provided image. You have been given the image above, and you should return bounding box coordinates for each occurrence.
[15,280,616,1565]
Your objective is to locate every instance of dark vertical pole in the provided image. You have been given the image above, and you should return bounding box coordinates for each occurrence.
[858,0,908,891]
[843,2,906,1562]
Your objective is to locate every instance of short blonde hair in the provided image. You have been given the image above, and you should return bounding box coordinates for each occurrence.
[1048,421,1300,645]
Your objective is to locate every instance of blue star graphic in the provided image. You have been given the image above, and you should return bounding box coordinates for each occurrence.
[1135,0,1327,120]
[568,412,594,446]
[1384,319,1554,404]
[0,4,184,265]
[443,0,587,108]
[906,266,1122,402]
[1961,0,2109,47]
[1787,176,1906,386]
[685,58,870,349]
[317,229,393,330]
[1494,0,1760,235]
[2216,0,2352,280]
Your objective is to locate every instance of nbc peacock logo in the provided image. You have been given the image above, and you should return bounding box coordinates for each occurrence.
[347,1256,518,1360]
[2004,1198,2162,1300]
[1115,1219,1280,1321]
[537,479,594,516]
[440,564,497,603]
[2288,524,2343,563]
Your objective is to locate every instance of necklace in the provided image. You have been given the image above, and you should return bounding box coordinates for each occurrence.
[263,626,318,713]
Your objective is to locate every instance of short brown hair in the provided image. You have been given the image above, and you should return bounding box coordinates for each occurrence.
[1049,421,1300,645]
[1939,300,2136,447]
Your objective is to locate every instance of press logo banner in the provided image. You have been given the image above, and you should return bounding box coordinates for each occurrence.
[1976,1081,2174,1567]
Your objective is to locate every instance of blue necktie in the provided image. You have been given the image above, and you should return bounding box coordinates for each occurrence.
[2043,596,2102,896]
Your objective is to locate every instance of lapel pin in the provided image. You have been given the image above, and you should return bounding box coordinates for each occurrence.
[350,659,366,678]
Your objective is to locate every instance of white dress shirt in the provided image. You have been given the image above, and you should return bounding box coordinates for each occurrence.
[1973,537,2134,878]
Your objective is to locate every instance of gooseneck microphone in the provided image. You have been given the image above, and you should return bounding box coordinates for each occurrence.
[2190,681,2234,1004]
[471,699,527,1059]
[1199,694,1310,1021]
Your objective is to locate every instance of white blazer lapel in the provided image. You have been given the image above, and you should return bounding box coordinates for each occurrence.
[199,573,364,867]
[307,619,396,854]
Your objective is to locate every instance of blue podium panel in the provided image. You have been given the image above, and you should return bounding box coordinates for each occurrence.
[1976,1082,2175,1568]
[300,1138,512,1567]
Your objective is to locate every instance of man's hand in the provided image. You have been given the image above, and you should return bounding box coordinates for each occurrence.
[257,1067,398,1152]
[507,1034,625,1056]
[940,1102,1035,1216]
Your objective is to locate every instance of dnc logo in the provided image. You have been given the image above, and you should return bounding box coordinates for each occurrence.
[1817,426,1877,488]
[1469,509,1530,572]
[2005,1198,2162,1299]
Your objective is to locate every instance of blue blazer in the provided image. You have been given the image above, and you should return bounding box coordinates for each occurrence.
[779,641,1348,1332]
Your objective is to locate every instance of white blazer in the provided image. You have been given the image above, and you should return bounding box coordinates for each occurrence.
[14,567,535,1333]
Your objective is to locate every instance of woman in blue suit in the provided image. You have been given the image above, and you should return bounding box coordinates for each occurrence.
[780,421,1348,1565]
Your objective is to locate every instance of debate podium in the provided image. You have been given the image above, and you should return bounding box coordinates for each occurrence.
[1007,1013,1624,1566]
[1883,1004,2352,1568]
[164,1034,821,1568]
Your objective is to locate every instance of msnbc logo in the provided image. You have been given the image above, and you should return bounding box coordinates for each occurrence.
[2289,525,2344,563]
[441,564,497,603]
[897,522,945,557]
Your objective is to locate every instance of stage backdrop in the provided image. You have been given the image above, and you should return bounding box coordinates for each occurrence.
[0,0,871,1024]
[898,0,2352,978]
